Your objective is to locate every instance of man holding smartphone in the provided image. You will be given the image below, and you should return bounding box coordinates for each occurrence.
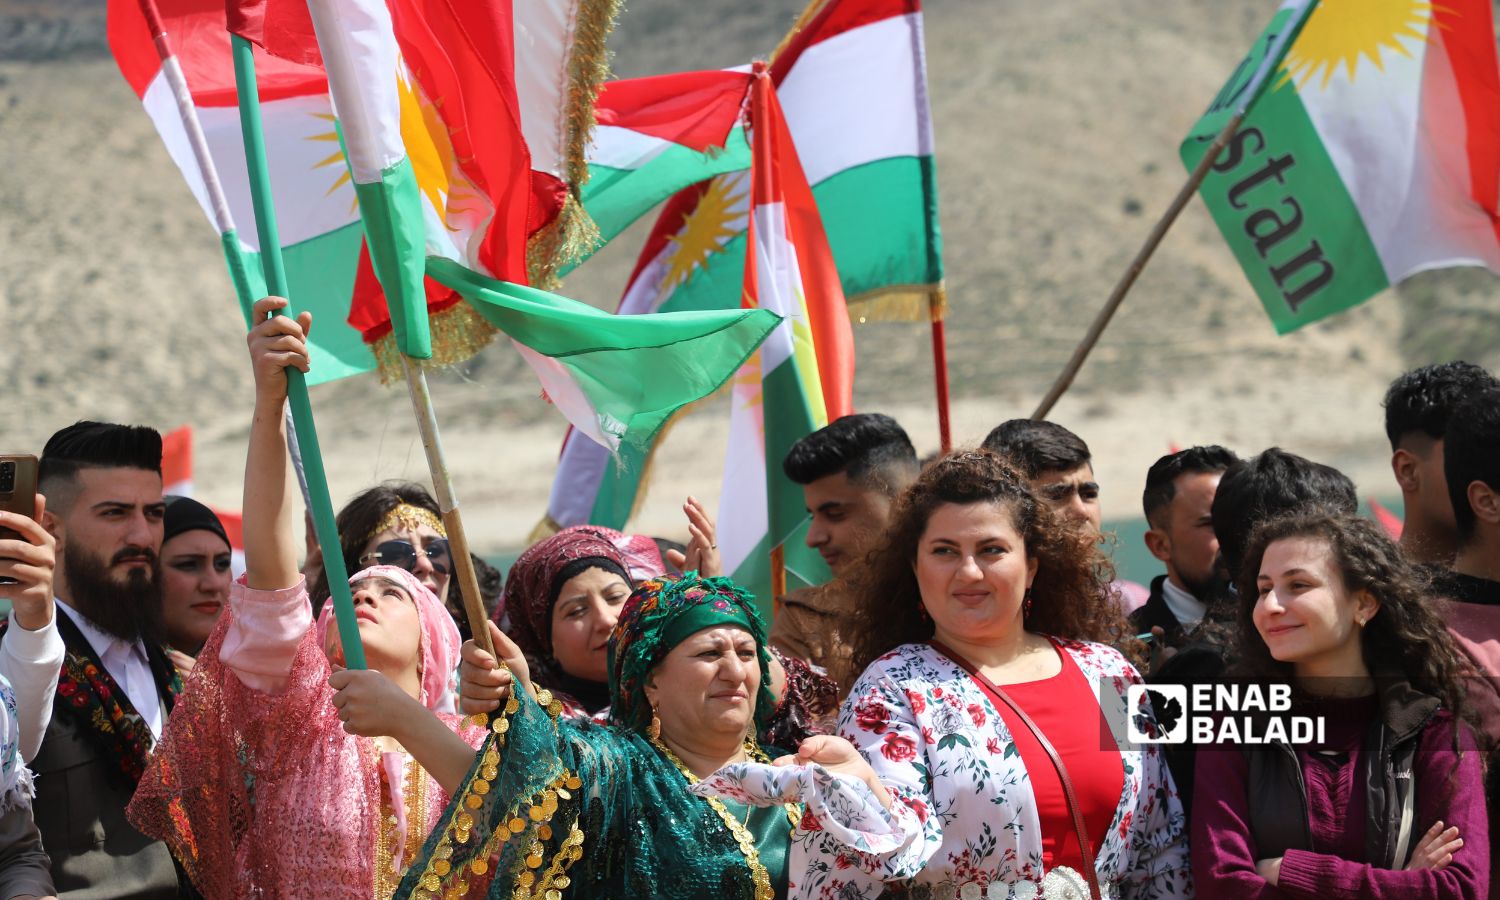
[0,459,64,764]
[22,421,181,898]
[0,460,63,900]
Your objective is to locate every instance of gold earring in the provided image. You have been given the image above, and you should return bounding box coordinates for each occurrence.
[648,703,661,741]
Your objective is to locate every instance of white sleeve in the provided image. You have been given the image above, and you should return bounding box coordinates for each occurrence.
[692,761,908,854]
[0,617,64,763]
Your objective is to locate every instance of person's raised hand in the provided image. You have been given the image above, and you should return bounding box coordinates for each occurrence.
[664,496,721,577]
[0,495,56,632]
[775,734,892,809]
[1405,821,1463,871]
[247,296,313,404]
[329,668,421,738]
[458,620,533,715]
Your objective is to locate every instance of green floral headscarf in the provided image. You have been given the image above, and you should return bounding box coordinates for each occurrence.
[607,571,777,734]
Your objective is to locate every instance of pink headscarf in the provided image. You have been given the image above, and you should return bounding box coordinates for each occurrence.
[315,564,461,714]
[576,525,669,583]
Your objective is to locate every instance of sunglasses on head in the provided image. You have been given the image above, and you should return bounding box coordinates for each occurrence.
[361,538,451,575]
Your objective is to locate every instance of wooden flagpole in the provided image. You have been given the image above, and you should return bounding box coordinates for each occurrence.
[1030,111,1245,421]
[399,358,495,657]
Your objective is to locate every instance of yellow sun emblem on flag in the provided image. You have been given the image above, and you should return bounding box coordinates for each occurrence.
[396,68,482,233]
[308,112,356,209]
[1282,0,1433,89]
[661,174,747,294]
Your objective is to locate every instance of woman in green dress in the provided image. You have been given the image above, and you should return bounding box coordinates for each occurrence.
[388,572,895,899]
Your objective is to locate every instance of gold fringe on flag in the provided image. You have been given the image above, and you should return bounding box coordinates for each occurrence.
[845,283,947,324]
[369,301,499,384]
[770,0,831,62]
[527,0,623,290]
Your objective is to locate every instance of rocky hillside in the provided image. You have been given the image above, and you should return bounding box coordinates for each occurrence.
[2,0,1494,550]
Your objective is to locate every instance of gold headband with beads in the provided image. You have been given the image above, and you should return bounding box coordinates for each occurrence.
[363,503,447,545]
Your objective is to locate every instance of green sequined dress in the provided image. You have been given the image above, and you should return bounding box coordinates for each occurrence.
[394,684,792,899]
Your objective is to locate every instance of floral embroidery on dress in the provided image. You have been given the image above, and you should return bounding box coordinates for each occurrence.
[0,616,183,789]
[731,640,1191,899]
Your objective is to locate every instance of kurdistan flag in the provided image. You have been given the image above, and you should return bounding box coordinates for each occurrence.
[720,69,855,608]
[110,0,627,382]
[544,0,942,534]
[303,0,780,453]
[1184,0,1500,333]
[574,70,756,268]
[108,0,373,383]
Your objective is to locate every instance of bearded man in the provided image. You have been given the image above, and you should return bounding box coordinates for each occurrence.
[29,421,181,897]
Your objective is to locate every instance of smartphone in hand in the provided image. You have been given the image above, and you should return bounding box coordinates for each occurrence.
[0,454,39,585]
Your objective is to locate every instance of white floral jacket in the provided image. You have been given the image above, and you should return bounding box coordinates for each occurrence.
[786,640,1191,899]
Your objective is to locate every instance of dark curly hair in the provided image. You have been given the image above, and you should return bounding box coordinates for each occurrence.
[1234,511,1470,720]
[846,450,1132,674]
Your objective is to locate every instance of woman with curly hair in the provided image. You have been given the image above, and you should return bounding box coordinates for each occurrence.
[700,450,1192,898]
[1193,511,1488,898]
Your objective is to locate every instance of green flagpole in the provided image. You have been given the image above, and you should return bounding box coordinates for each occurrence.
[231,34,366,670]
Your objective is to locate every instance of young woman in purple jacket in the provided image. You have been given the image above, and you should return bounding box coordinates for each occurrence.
[1192,511,1488,899]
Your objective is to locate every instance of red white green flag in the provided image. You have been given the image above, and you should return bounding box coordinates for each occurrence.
[109,0,624,381]
[543,0,942,535]
[109,0,374,383]
[298,0,778,454]
[575,70,755,266]
[718,68,855,605]
[1184,0,1500,333]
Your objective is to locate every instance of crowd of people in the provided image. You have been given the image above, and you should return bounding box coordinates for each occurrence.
[0,300,1496,899]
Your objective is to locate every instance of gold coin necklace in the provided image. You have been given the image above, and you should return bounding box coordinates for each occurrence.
[649,734,799,900]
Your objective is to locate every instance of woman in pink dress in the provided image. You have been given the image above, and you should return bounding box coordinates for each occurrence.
[127,298,495,898]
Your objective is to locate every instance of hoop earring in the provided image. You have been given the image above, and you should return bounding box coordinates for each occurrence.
[918,601,931,622]
[648,702,662,741]
[1023,588,1034,618]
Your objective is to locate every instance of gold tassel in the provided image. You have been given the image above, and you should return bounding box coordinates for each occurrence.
[369,301,499,385]
[844,283,948,324]
[526,0,622,289]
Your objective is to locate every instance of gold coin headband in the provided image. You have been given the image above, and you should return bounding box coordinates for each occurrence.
[364,503,447,545]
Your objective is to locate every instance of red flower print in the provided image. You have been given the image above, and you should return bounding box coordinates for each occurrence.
[986,737,1001,755]
[921,726,936,745]
[853,697,890,734]
[800,810,823,832]
[905,689,927,715]
[1117,810,1132,838]
[907,797,930,823]
[967,703,986,727]
[881,732,918,762]
[835,853,853,870]
[932,687,945,699]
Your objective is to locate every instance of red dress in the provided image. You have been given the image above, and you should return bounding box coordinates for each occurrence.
[983,639,1125,874]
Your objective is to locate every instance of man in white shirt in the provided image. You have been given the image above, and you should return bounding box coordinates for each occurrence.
[32,421,181,898]
[1132,445,1240,647]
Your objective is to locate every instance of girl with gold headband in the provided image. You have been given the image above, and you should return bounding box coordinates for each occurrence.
[308,472,503,645]
[391,569,903,899]
[126,300,505,897]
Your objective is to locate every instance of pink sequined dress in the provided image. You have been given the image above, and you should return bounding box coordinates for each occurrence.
[127,578,489,899]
